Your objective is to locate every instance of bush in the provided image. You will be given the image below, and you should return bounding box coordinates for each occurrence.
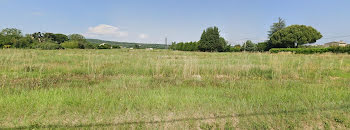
[61,41,80,49]
[328,46,350,54]
[241,40,257,52]
[170,41,199,51]
[33,42,62,50]
[98,44,112,49]
[112,45,121,49]
[269,47,350,54]
[230,47,241,52]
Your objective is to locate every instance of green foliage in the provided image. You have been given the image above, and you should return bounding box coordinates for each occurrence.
[53,34,69,44]
[33,42,62,50]
[87,39,167,49]
[112,45,121,49]
[13,36,34,48]
[170,41,199,51]
[44,33,69,44]
[269,47,350,54]
[66,34,96,49]
[268,17,286,37]
[98,43,112,49]
[0,28,22,38]
[242,40,257,52]
[257,42,268,52]
[0,28,23,47]
[231,45,242,52]
[61,41,96,49]
[61,41,80,49]
[68,34,86,41]
[198,26,228,52]
[31,32,44,42]
[329,46,350,54]
[134,44,141,49]
[270,25,323,48]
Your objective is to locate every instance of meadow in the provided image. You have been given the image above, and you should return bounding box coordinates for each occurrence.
[0,49,349,129]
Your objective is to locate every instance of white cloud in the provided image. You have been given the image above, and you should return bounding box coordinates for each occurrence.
[139,33,148,39]
[85,24,128,38]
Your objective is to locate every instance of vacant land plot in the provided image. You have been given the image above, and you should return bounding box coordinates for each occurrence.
[0,49,349,129]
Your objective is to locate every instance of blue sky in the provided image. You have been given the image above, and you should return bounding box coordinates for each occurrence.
[1,0,350,45]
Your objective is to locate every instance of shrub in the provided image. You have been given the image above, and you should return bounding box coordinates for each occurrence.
[241,40,257,52]
[61,41,80,49]
[269,47,350,54]
[98,44,112,49]
[230,47,241,52]
[170,41,199,51]
[33,42,62,50]
[112,45,121,49]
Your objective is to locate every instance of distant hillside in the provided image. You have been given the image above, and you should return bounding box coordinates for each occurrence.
[87,39,168,49]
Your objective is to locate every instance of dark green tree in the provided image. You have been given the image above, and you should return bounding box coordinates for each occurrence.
[98,43,112,49]
[31,32,44,42]
[13,35,34,48]
[53,34,69,44]
[0,28,23,47]
[0,28,22,38]
[68,34,86,41]
[198,26,228,52]
[134,44,141,49]
[43,33,56,42]
[242,40,257,52]
[256,42,268,52]
[269,25,323,48]
[268,17,286,37]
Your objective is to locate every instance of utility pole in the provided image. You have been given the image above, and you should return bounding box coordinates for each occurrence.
[165,37,168,49]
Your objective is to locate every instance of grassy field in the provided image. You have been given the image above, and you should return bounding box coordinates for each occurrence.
[0,49,349,129]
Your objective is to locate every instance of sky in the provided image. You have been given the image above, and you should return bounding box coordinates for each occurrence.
[0,0,350,45]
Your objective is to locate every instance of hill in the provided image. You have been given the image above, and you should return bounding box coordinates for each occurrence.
[87,39,168,49]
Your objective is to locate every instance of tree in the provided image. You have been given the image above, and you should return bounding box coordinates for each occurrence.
[268,17,286,37]
[0,28,22,38]
[98,43,112,49]
[13,35,33,48]
[68,34,86,41]
[61,41,80,49]
[242,40,257,52]
[134,44,141,49]
[43,33,56,42]
[219,37,229,52]
[0,34,4,48]
[68,34,91,49]
[198,26,228,52]
[0,28,23,47]
[256,42,268,52]
[269,25,323,48]
[53,34,69,44]
[31,32,44,42]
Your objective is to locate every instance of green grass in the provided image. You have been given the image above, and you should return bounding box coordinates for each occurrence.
[0,49,350,129]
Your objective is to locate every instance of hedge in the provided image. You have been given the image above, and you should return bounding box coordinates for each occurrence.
[270,46,350,54]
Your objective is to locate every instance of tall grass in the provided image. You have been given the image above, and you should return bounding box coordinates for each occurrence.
[0,49,349,129]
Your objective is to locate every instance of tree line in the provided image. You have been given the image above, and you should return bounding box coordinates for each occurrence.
[171,18,326,52]
[0,28,119,49]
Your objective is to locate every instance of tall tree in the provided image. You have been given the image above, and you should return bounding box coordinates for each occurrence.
[68,34,86,41]
[31,32,44,42]
[198,26,228,52]
[268,17,286,37]
[53,34,69,44]
[0,28,22,38]
[270,25,323,48]
[242,40,257,52]
[0,28,23,47]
